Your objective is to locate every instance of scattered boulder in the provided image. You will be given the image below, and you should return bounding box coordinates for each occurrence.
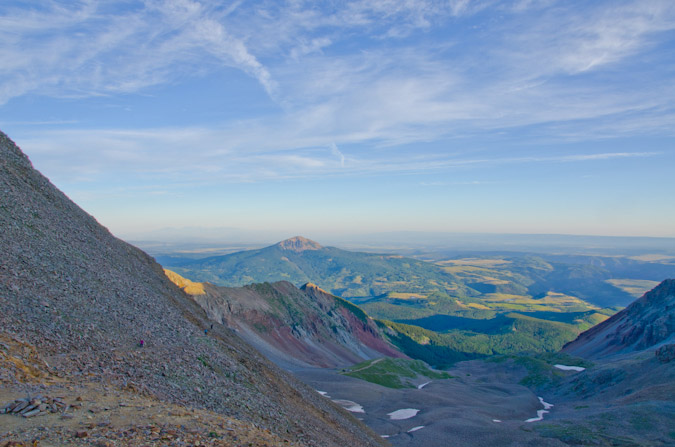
[656,344,675,363]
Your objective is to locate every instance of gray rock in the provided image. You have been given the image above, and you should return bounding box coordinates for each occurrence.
[22,408,42,418]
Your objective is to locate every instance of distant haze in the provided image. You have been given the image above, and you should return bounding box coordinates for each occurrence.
[128,228,675,258]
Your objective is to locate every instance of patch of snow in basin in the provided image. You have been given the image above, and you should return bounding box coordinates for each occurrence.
[387,409,419,420]
[316,391,329,397]
[538,396,553,410]
[332,399,365,413]
[554,364,585,372]
[525,410,549,423]
[492,419,502,423]
[407,426,425,433]
[525,396,554,422]
[417,381,430,389]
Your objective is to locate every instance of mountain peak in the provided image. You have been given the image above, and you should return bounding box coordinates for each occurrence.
[301,282,330,295]
[276,236,323,252]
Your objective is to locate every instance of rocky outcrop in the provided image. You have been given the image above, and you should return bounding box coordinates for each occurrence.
[1,395,69,418]
[656,344,675,363]
[563,279,675,359]
[0,130,386,447]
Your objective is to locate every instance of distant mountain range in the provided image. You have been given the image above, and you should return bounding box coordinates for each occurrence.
[163,236,672,364]
[165,235,475,299]
[163,236,675,309]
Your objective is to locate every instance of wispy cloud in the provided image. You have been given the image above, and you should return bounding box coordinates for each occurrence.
[2,0,674,139]
[17,125,660,188]
[0,0,276,103]
[330,142,345,167]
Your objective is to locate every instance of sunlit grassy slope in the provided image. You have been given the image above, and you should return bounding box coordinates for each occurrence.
[342,357,452,389]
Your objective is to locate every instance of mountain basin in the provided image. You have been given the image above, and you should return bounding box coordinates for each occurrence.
[292,359,567,446]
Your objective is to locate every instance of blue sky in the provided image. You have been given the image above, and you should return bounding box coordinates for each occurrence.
[1,0,674,242]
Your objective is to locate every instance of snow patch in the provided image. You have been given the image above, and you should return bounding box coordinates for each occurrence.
[407,426,425,433]
[316,390,330,397]
[554,364,586,372]
[417,381,430,389]
[332,399,365,413]
[525,397,554,422]
[538,396,554,410]
[492,419,502,423]
[525,410,549,423]
[387,408,419,420]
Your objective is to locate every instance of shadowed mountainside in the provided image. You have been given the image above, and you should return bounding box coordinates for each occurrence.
[563,279,675,359]
[0,131,386,447]
[165,270,404,368]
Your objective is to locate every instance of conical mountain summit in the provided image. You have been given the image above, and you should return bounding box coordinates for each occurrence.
[276,236,323,252]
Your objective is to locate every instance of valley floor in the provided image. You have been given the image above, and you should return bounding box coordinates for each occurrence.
[293,361,568,447]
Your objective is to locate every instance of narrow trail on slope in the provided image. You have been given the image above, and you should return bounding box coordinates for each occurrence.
[349,358,385,373]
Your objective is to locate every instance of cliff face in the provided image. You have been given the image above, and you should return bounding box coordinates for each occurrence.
[167,271,404,368]
[0,131,385,447]
[563,279,675,359]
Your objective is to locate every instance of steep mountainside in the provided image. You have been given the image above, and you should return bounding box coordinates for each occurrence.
[166,270,404,368]
[563,279,675,358]
[0,131,385,447]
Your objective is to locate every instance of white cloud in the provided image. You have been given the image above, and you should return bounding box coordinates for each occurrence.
[0,0,276,102]
[330,142,345,167]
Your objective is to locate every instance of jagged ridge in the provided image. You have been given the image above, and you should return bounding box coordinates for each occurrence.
[166,271,404,368]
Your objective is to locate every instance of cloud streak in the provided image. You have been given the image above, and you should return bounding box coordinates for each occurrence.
[17,125,660,188]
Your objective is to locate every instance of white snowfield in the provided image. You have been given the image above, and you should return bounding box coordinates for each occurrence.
[407,426,425,433]
[417,381,430,389]
[554,364,586,372]
[387,408,420,420]
[332,399,365,413]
